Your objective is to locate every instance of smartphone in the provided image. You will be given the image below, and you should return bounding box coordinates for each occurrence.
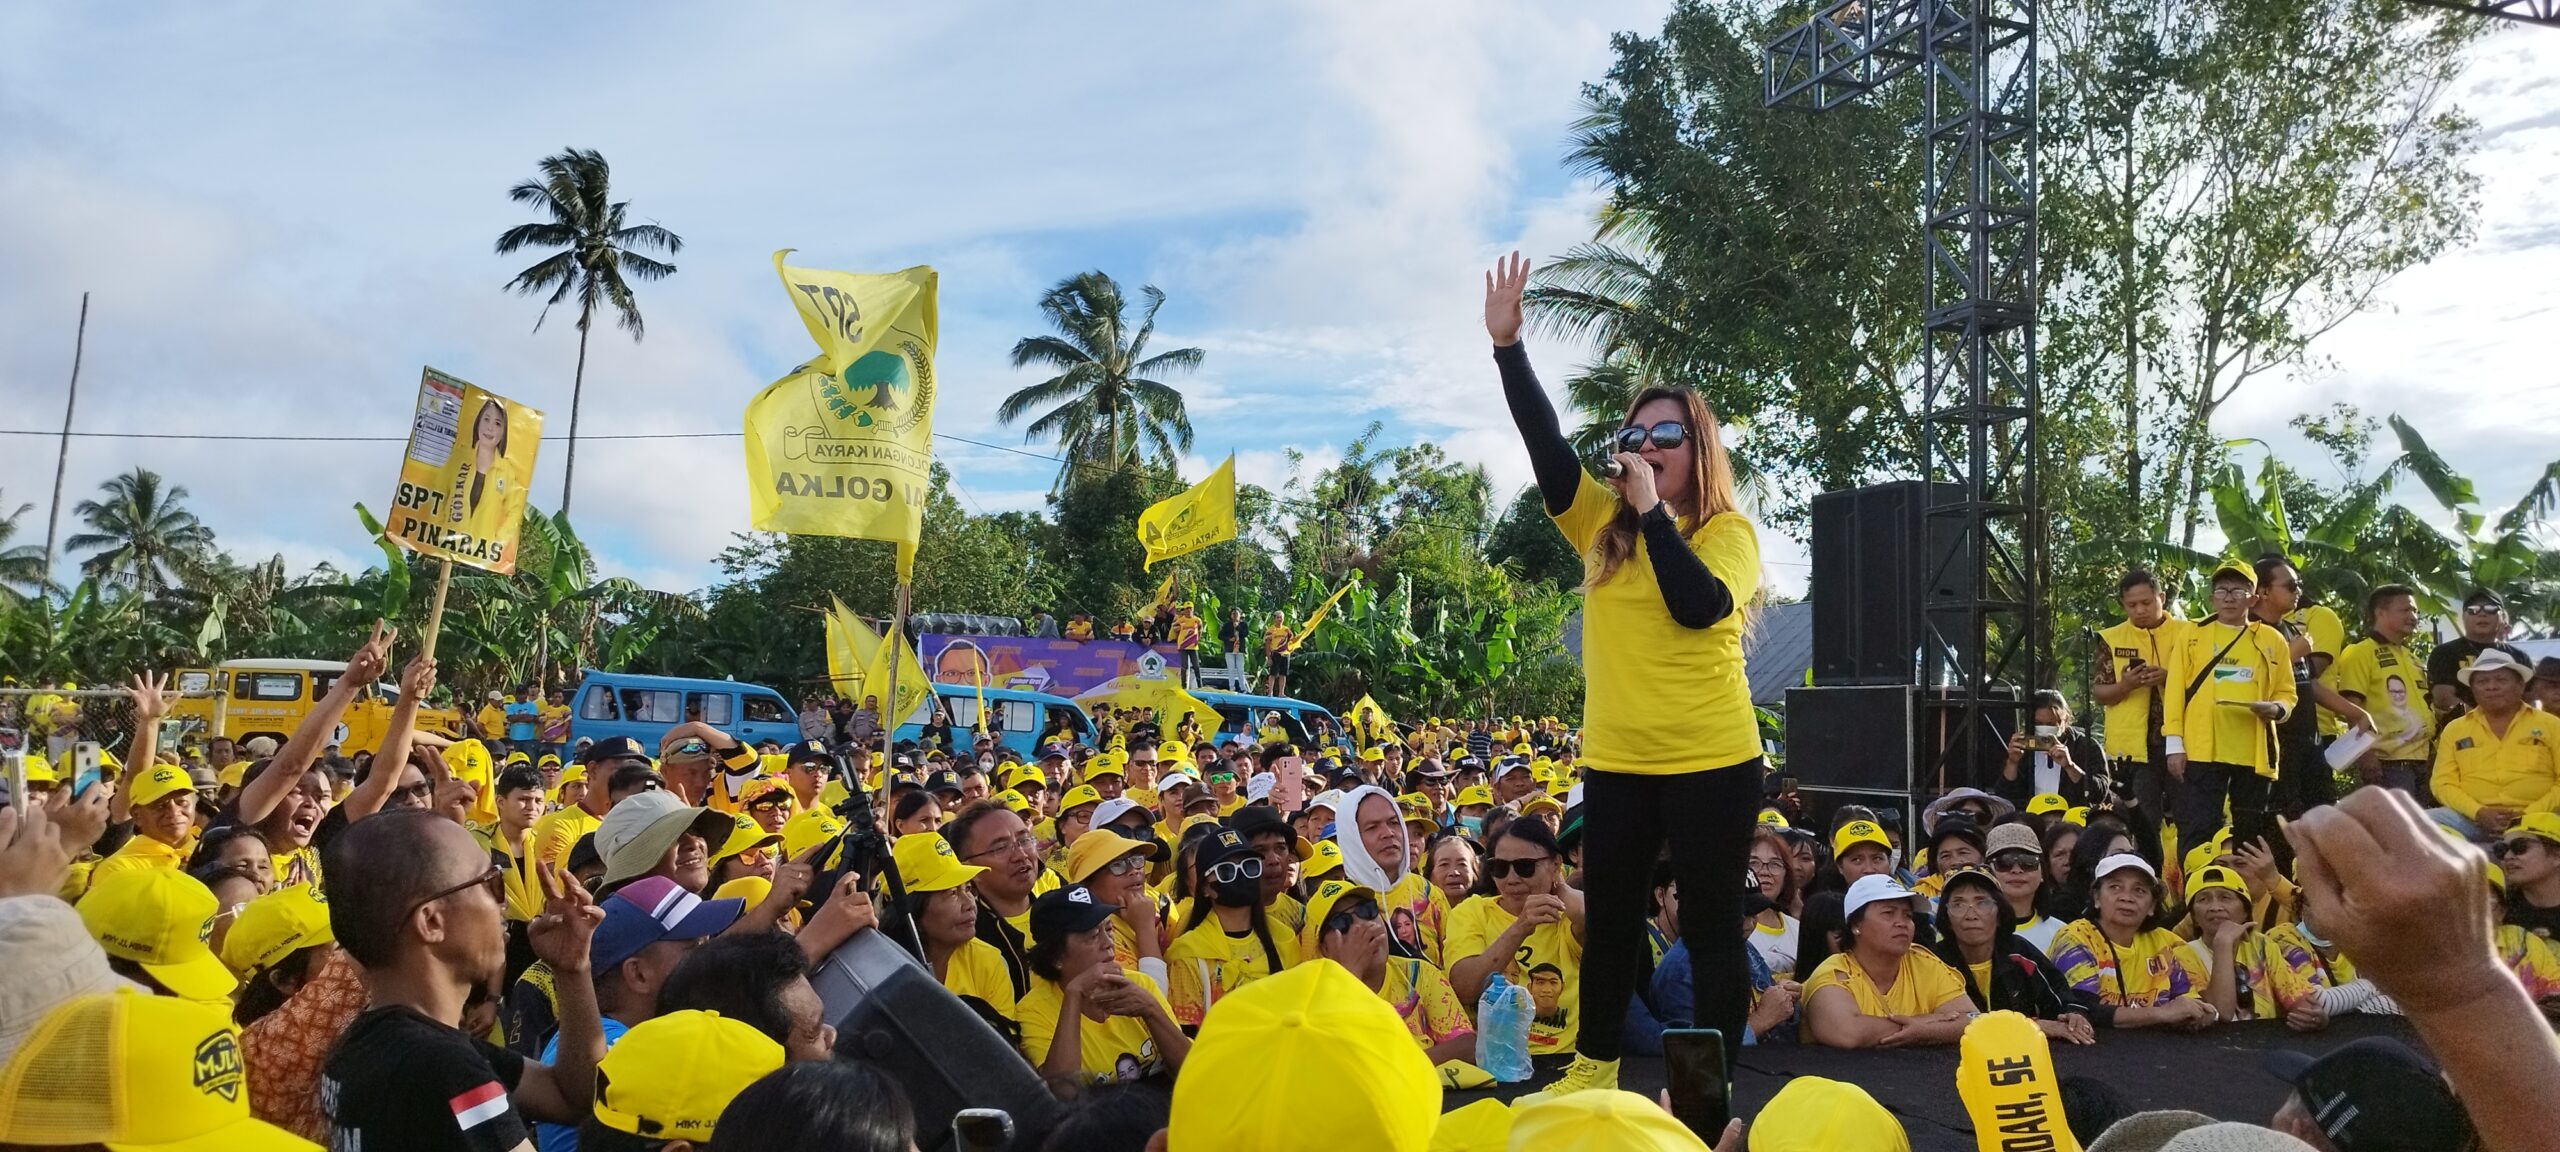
[1662,1028,1730,1139]
[951,1108,1014,1152]
[3,749,25,812]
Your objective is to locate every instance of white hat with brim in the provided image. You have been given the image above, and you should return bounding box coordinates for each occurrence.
[599,792,736,889]
[0,897,144,1065]
[2093,852,2159,886]
[1091,798,1146,830]
[2459,648,2530,686]
[1842,873,1927,920]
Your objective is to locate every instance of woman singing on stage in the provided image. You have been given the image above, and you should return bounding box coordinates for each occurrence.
[1485,252,1764,1096]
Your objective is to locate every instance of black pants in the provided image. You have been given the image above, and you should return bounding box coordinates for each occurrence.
[1576,759,1762,1068]
[2173,761,2272,853]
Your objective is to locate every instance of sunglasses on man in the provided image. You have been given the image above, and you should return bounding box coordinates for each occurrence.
[1612,420,1689,454]
[1322,900,1381,939]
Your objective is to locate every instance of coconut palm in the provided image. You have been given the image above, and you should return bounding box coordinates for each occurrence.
[495,147,682,516]
[999,271,1203,490]
[64,469,214,592]
[0,493,47,603]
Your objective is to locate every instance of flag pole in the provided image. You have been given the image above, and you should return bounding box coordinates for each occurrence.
[884,580,912,743]
[419,557,454,660]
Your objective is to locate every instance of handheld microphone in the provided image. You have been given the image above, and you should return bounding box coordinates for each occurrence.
[1597,455,1625,479]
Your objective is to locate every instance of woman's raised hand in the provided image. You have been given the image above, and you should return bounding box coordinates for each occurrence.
[1484,251,1529,346]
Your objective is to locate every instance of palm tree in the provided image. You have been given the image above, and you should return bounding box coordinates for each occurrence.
[0,493,48,603]
[65,468,215,592]
[494,147,682,517]
[1000,271,1203,490]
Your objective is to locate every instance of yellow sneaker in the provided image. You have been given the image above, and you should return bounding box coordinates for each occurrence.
[1518,1055,1619,1103]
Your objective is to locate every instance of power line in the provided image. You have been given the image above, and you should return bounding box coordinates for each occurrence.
[0,429,736,442]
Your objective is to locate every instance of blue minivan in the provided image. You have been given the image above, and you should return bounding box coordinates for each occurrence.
[570,670,803,752]
[894,683,1094,760]
[1191,690,1339,752]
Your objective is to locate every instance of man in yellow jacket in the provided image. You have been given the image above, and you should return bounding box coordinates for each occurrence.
[2094,569,2190,829]
[2430,649,2560,843]
[2163,560,2297,852]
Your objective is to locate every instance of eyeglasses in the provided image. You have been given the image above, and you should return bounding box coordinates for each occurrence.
[1322,901,1381,938]
[2491,839,2541,859]
[1612,420,1689,454]
[1095,854,1146,878]
[1484,855,1550,880]
[1989,853,2042,874]
[2210,586,2254,599]
[963,834,1038,861]
[1747,856,1786,874]
[405,865,504,922]
[1205,857,1265,885]
[390,781,434,806]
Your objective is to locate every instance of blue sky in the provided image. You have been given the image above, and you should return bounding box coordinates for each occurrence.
[3,4,2555,602]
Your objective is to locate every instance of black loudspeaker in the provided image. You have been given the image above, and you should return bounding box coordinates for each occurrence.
[1809,482,1972,685]
[812,932,1061,1150]
[1783,685,1916,797]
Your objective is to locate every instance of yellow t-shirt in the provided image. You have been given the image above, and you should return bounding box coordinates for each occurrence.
[1263,625,1291,655]
[1165,918,1299,1028]
[272,845,322,890]
[1379,869,1450,967]
[1443,895,1583,1055]
[1382,957,1475,1050]
[529,806,602,873]
[1018,970,1175,1084]
[2334,638,2433,762]
[2049,920,2204,1007]
[475,703,507,739]
[1803,948,1969,1018]
[87,833,189,886]
[2165,619,2294,777]
[2432,707,2560,819]
[942,937,1020,1023]
[2295,606,2346,737]
[2094,618,2188,762]
[1550,473,1761,774]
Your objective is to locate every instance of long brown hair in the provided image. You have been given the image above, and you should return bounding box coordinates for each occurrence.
[1587,386,1742,589]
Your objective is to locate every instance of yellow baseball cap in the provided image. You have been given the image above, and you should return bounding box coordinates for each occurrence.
[2181,830,2235,884]
[893,832,987,893]
[76,868,237,1003]
[1302,839,1345,879]
[1430,1098,1514,1151]
[1360,746,1386,763]
[590,1009,785,1142]
[126,763,195,808]
[2501,811,2560,849]
[995,789,1036,817]
[1297,879,1376,956]
[1747,1076,1909,1152]
[2210,557,2257,590]
[1454,784,1495,809]
[556,763,589,786]
[1166,961,1438,1152]
[2186,864,2250,903]
[1083,758,1127,780]
[1519,793,1563,818]
[217,760,249,789]
[779,808,844,859]
[2062,806,2090,827]
[1396,793,1435,827]
[21,751,56,786]
[1511,742,1533,755]
[1003,765,1048,792]
[1159,742,1188,761]
[1064,829,1161,885]
[713,875,773,908]
[1832,820,1891,861]
[1511,1089,1706,1152]
[709,814,782,866]
[217,883,333,979]
[2026,793,2068,816]
[1058,784,1104,815]
[1756,809,1790,829]
[0,990,317,1151]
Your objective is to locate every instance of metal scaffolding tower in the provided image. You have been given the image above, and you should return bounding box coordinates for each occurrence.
[1766,0,2041,787]
[2405,0,2560,26]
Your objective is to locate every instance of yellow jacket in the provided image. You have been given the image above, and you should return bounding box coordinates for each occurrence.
[2096,618,2189,762]
[2432,707,2560,819]
[2163,618,2295,778]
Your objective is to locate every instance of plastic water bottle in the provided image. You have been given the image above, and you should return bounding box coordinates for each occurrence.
[1476,973,1535,1083]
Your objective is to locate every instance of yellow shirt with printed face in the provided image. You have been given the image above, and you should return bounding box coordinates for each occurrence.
[2095,618,2190,762]
[1804,948,1969,1018]
[1018,969,1174,1085]
[2432,707,2560,819]
[1550,473,1761,775]
[1444,895,1582,1055]
[2334,638,2433,762]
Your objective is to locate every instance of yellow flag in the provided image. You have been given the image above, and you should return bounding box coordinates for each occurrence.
[858,617,933,730]
[1288,574,1360,653]
[743,252,939,579]
[824,597,868,697]
[383,368,544,574]
[1137,455,1237,570]
[1145,572,1177,617]
[1954,1012,2082,1152]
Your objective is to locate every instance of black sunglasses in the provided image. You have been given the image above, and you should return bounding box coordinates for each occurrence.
[1322,900,1381,938]
[406,864,504,921]
[1484,855,1550,880]
[1613,421,1688,454]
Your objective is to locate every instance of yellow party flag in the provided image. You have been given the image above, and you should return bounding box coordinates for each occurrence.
[859,616,933,730]
[1954,1011,2082,1152]
[1137,455,1237,570]
[824,597,869,697]
[1288,574,1360,653]
[743,252,939,579]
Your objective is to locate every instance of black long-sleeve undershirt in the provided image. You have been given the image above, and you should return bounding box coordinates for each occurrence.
[1495,340,1735,630]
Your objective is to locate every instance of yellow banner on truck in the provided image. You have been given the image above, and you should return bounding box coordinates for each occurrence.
[383,367,543,574]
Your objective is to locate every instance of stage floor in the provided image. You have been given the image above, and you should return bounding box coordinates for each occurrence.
[1448,1017,2423,1151]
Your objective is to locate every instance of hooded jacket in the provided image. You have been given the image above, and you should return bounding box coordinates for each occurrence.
[1332,785,1408,892]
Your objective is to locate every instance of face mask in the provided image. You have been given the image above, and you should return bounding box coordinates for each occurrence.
[1212,872,1261,908]
[1459,815,1485,838]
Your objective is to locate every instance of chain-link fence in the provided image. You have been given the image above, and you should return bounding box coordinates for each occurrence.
[0,688,219,765]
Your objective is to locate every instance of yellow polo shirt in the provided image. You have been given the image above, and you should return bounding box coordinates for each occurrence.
[2433,707,2560,819]
[1803,948,1969,1018]
[2335,638,2433,762]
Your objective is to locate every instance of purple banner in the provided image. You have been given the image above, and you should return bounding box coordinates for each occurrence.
[917,635,1184,699]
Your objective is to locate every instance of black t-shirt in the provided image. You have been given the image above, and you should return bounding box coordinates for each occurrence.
[322,1005,531,1152]
[2508,897,2560,944]
[2427,638,2530,708]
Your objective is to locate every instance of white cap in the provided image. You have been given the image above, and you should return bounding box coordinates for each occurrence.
[2460,647,2530,686]
[1307,789,1345,813]
[2093,852,2159,885]
[1842,873,1926,920]
[1245,773,1277,802]
[1091,797,1145,830]
[1157,771,1198,793]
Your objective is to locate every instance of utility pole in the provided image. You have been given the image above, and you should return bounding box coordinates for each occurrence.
[43,293,89,580]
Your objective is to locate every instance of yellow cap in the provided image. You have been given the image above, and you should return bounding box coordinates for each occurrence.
[709,813,782,866]
[2026,793,2068,816]
[713,875,773,907]
[21,752,56,786]
[1756,809,1790,829]
[1396,793,1435,826]
[0,990,317,1151]
[1158,742,1187,761]
[1428,1097,1514,1152]
[218,760,250,789]
[557,763,588,786]
[2502,811,2560,848]
[1084,758,1127,780]
[1058,784,1104,815]
[817,776,850,810]
[1303,839,1345,879]
[1832,820,1891,861]
[1063,829,1161,885]
[1297,879,1376,956]
[217,883,333,978]
[1454,785,1495,809]
[1004,765,1048,792]
[780,808,843,859]
[127,763,195,808]
[2063,806,2090,827]
[1166,961,1438,1152]
[1512,1089,1708,1152]
[2186,864,2250,903]
[591,1010,784,1141]
[2210,557,2257,591]
[2181,830,2235,885]
[1747,1076,1910,1152]
[76,869,237,1003]
[995,789,1036,817]
[1361,746,1386,763]
[1519,793,1563,818]
[893,832,987,893]
[758,752,788,778]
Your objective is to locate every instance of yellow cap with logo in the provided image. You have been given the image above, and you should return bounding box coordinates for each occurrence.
[1057,784,1104,815]
[218,883,333,979]
[1756,809,1790,829]
[128,763,195,808]
[1302,838,1346,879]
[1831,820,1891,861]
[779,807,844,859]
[2026,793,2068,816]
[1454,784,1495,809]
[590,1010,784,1142]
[0,989,317,1150]
[1297,879,1376,956]
[2186,864,2250,903]
[710,813,783,866]
[2504,811,2560,848]
[892,831,986,893]
[76,868,237,1003]
[1166,961,1438,1152]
